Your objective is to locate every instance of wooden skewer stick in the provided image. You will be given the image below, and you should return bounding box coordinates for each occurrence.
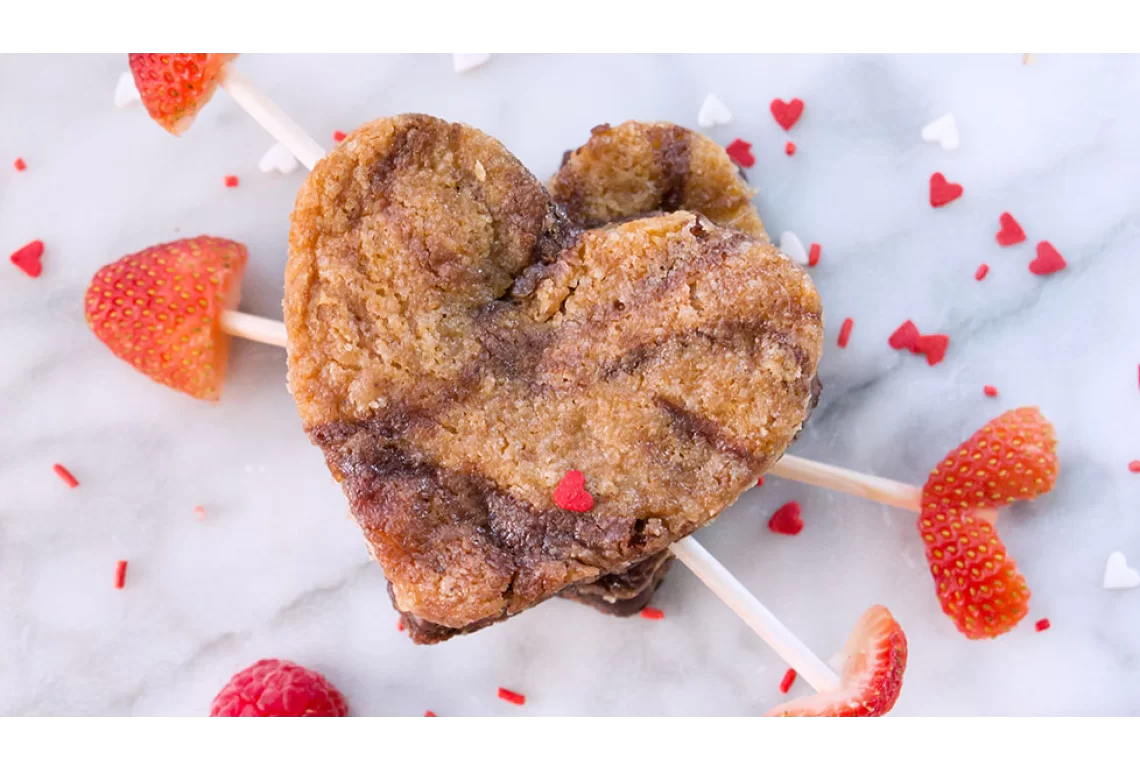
[219,68,325,171]
[671,538,841,692]
[767,454,922,512]
[220,310,288,348]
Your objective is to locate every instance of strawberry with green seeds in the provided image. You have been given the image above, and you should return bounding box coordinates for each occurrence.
[766,605,907,717]
[918,407,1059,639]
[129,54,237,135]
[85,236,248,401]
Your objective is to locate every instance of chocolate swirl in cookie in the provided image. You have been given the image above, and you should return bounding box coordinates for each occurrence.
[285,114,822,640]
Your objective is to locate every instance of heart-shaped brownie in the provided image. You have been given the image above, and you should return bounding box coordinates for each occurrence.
[285,114,822,633]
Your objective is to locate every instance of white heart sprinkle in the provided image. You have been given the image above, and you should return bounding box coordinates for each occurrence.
[452,53,491,75]
[696,94,732,128]
[114,72,140,108]
[779,231,809,265]
[921,113,959,151]
[1103,551,1140,590]
[258,143,299,175]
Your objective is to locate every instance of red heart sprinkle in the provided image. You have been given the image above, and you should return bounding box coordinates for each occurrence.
[10,240,44,278]
[1029,241,1066,275]
[770,98,804,131]
[807,243,821,267]
[756,477,765,487]
[995,212,1026,246]
[785,141,796,156]
[975,264,989,281]
[333,130,347,142]
[553,469,594,512]
[914,334,949,366]
[424,710,437,717]
[14,157,27,172]
[888,320,921,353]
[983,385,999,398]
[724,139,755,168]
[768,500,803,535]
[837,317,854,348]
[929,172,963,208]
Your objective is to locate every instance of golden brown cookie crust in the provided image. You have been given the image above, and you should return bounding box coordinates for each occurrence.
[549,121,766,239]
[285,115,821,631]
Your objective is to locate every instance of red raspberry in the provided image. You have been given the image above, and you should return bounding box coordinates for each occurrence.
[210,659,348,717]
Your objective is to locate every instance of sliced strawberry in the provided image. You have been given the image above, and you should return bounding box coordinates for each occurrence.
[85,236,247,401]
[919,508,1029,638]
[922,407,1058,517]
[129,54,237,135]
[917,407,1057,638]
[765,605,907,717]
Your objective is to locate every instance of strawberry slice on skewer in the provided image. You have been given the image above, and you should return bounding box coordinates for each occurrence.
[766,605,907,717]
[129,54,237,135]
[922,406,1059,516]
[918,407,1059,639]
[85,236,248,401]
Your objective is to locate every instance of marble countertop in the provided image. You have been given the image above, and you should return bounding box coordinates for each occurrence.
[2,54,1138,716]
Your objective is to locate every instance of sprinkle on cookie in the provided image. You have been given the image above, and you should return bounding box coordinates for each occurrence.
[553,470,594,512]
[333,130,347,143]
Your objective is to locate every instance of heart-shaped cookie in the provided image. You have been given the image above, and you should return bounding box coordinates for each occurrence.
[285,114,822,633]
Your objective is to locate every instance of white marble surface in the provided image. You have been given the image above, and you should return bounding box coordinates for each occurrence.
[2,54,1139,716]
